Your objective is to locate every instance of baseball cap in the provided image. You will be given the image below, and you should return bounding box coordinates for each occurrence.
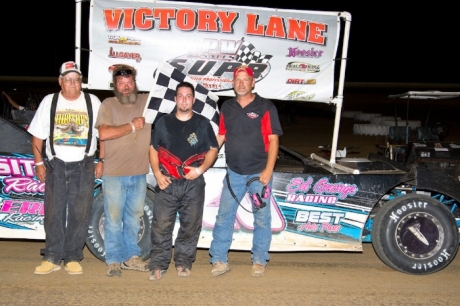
[59,61,82,76]
[233,65,254,78]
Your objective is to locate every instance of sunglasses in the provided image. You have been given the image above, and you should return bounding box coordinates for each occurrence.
[114,69,133,76]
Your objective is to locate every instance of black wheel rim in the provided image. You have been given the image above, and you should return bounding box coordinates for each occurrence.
[396,212,443,258]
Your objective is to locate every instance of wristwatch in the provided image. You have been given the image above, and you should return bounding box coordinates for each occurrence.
[98,158,104,163]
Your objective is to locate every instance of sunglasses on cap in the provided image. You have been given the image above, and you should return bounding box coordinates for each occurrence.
[114,69,133,76]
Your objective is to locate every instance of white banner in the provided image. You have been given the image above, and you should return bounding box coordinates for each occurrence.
[89,0,341,102]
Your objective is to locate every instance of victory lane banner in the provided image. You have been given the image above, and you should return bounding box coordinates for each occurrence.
[89,0,341,103]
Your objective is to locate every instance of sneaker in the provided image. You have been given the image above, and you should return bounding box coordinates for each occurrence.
[34,260,61,275]
[251,263,265,277]
[65,261,83,275]
[211,262,230,277]
[121,256,149,272]
[176,266,191,277]
[107,263,122,277]
[148,269,167,281]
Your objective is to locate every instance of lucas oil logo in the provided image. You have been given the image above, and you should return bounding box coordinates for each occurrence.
[167,38,272,92]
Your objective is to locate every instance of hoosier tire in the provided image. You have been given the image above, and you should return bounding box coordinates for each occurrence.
[371,194,458,275]
[86,189,155,262]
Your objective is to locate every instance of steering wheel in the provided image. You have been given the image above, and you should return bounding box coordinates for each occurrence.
[431,122,449,140]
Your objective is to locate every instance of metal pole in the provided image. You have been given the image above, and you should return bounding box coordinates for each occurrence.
[75,0,82,67]
[329,12,352,164]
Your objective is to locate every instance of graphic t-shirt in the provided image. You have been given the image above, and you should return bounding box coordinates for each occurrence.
[28,92,101,162]
[152,112,218,175]
[53,107,90,147]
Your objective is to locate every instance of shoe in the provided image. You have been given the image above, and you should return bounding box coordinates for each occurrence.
[176,266,191,277]
[65,261,83,275]
[34,260,61,275]
[121,255,149,272]
[251,263,265,277]
[148,269,167,281]
[211,262,230,277]
[107,263,122,277]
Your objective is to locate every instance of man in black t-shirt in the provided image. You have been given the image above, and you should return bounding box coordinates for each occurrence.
[148,82,218,280]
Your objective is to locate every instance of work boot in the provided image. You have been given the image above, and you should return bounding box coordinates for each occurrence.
[121,256,149,272]
[65,261,83,275]
[251,263,265,277]
[211,262,230,277]
[34,260,61,275]
[176,266,191,277]
[107,263,122,277]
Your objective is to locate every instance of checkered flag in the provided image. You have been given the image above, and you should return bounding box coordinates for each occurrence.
[143,61,220,133]
[235,39,272,65]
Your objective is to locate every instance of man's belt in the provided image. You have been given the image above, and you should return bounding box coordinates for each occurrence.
[158,147,206,179]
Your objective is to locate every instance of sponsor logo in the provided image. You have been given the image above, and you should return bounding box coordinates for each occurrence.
[287,47,323,58]
[108,47,142,62]
[247,112,259,119]
[286,177,358,201]
[294,211,345,233]
[167,38,272,91]
[108,35,141,45]
[286,62,320,73]
[286,194,336,204]
[1,200,45,225]
[285,91,315,101]
[286,78,316,85]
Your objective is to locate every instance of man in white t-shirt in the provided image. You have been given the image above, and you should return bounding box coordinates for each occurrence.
[28,61,103,275]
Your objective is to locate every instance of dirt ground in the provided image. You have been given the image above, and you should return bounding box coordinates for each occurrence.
[1,84,460,305]
[1,241,460,305]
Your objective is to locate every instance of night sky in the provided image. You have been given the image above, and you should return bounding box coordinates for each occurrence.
[2,1,459,84]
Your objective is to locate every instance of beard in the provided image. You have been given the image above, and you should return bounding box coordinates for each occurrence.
[114,85,139,105]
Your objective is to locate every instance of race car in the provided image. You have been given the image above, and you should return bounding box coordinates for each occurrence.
[1,99,459,275]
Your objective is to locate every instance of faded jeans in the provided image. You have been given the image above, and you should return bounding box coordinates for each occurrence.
[43,156,94,265]
[209,168,272,266]
[102,175,146,264]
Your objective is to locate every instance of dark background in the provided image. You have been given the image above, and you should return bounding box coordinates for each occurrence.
[1,1,459,84]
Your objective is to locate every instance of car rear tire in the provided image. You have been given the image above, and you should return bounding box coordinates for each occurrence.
[371,194,458,275]
[86,189,154,262]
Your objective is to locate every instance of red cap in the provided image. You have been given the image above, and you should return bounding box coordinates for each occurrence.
[233,65,254,78]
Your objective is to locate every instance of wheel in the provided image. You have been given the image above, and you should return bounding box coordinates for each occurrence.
[353,113,381,122]
[353,124,389,136]
[341,110,362,119]
[86,189,155,261]
[371,194,458,275]
[431,122,449,140]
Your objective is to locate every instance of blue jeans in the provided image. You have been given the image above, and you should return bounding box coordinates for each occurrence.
[43,156,94,265]
[209,168,272,266]
[102,175,146,264]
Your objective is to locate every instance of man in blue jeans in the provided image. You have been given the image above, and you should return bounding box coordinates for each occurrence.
[96,64,152,277]
[209,65,283,277]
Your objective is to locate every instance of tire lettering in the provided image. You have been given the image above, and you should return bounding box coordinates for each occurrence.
[411,249,451,270]
[441,249,451,260]
[389,201,428,222]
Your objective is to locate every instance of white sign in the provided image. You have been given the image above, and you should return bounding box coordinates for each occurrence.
[89,0,341,102]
